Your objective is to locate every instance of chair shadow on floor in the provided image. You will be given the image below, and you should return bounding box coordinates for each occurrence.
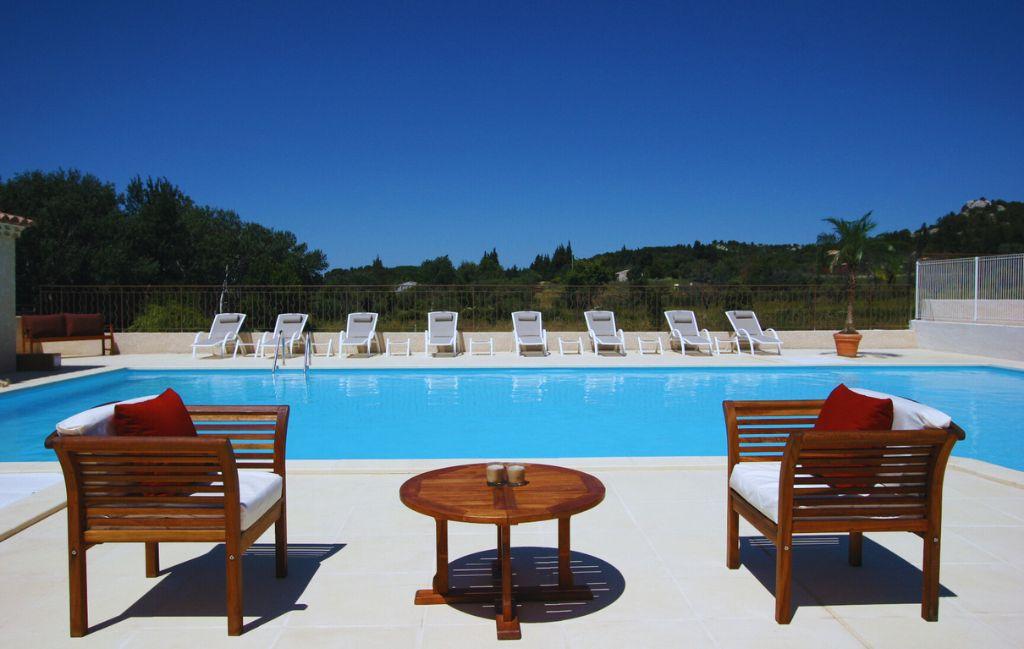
[740,535,955,614]
[446,546,625,624]
[91,543,345,633]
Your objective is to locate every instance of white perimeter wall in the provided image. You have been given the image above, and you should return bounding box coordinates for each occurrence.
[14,318,917,356]
[912,320,1024,361]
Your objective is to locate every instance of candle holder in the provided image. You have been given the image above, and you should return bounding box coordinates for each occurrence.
[486,463,506,487]
[506,464,527,487]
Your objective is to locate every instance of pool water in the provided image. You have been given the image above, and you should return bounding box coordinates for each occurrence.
[2,367,1021,469]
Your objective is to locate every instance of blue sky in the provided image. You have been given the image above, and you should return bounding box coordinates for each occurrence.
[3,1,1022,269]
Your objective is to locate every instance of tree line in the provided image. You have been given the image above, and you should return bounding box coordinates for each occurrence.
[3,169,1022,309]
[1,170,328,307]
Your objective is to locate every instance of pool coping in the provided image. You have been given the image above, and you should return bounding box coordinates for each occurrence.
[1,455,1020,544]
[3,347,1024,395]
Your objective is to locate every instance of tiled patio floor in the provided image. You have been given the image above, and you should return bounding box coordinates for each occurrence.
[1,459,1022,648]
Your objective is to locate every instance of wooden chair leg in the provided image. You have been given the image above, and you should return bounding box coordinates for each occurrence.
[275,506,288,578]
[726,495,740,569]
[774,535,793,624]
[226,543,243,635]
[922,532,941,621]
[145,542,160,577]
[848,531,863,567]
[68,544,88,637]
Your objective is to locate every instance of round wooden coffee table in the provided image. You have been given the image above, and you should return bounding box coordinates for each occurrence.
[400,463,605,640]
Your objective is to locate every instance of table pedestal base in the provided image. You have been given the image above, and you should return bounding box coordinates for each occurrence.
[413,517,583,640]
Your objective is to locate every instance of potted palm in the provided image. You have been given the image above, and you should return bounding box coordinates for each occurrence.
[822,212,877,357]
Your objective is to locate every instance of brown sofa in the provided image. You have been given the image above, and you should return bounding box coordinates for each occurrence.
[21,313,115,355]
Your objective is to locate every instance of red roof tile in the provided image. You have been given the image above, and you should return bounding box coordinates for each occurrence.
[0,212,34,227]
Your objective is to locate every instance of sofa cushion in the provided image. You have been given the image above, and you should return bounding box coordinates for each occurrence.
[730,462,783,522]
[815,384,893,431]
[113,389,198,437]
[238,471,283,530]
[850,387,952,429]
[56,395,160,436]
[65,313,106,337]
[22,314,65,338]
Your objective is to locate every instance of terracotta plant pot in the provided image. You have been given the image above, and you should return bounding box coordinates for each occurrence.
[833,332,862,358]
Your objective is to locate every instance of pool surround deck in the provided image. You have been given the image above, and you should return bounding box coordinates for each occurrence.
[1,348,1023,647]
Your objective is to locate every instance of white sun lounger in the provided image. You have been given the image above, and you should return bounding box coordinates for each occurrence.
[256,313,309,357]
[585,310,626,356]
[664,310,716,356]
[191,313,246,358]
[339,312,379,356]
[424,311,459,356]
[725,310,783,355]
[512,311,548,356]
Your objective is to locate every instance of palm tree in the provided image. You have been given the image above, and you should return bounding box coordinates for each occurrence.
[823,212,877,334]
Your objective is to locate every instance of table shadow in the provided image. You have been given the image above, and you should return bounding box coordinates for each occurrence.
[445,546,625,623]
[90,542,344,633]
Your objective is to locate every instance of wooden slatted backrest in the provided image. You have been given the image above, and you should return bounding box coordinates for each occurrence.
[53,435,241,543]
[723,400,823,472]
[779,428,962,534]
[187,405,289,475]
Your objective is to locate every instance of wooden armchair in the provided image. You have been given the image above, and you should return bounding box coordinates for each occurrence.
[723,399,964,624]
[46,405,289,636]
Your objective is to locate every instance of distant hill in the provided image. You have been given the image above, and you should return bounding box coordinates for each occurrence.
[325,199,1024,286]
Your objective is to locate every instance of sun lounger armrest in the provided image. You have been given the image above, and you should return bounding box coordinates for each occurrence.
[765,328,780,340]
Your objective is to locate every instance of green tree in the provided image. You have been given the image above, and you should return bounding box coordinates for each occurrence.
[822,212,878,333]
[0,169,121,305]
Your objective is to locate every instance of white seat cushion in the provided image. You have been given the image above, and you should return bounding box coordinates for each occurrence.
[729,462,782,522]
[238,471,283,530]
[55,395,160,436]
[850,388,952,429]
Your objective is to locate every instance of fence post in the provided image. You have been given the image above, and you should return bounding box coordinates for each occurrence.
[913,261,920,321]
[973,256,979,322]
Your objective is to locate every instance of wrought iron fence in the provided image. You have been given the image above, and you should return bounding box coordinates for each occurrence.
[916,254,1024,324]
[29,283,914,333]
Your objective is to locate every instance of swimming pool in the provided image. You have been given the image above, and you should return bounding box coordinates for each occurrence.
[2,366,1021,469]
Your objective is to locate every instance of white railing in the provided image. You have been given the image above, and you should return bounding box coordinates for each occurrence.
[916,253,1024,324]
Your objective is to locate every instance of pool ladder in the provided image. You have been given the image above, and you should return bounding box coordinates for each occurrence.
[271,333,312,374]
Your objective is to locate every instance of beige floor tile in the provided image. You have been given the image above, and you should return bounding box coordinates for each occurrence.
[273,625,419,649]
[840,612,1015,649]
[936,563,1024,615]
[421,621,567,649]
[705,617,864,649]
[974,614,1024,647]
[3,460,1023,647]
[948,525,1024,564]
[283,572,425,628]
[562,619,712,649]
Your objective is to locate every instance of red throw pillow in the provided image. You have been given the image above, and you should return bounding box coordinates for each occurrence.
[23,314,65,338]
[113,389,197,437]
[65,313,106,336]
[814,384,893,431]
[813,384,893,489]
